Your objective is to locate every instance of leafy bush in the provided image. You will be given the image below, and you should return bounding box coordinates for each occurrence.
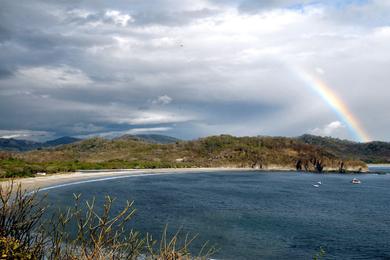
[0,236,37,259]
[0,182,45,258]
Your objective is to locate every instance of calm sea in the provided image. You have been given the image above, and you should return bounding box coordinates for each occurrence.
[45,168,390,259]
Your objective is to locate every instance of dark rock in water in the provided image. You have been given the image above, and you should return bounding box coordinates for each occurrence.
[339,161,345,173]
[252,161,263,169]
[296,160,303,171]
[310,157,324,173]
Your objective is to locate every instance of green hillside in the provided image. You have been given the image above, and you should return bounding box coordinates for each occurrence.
[298,134,390,163]
[0,135,366,178]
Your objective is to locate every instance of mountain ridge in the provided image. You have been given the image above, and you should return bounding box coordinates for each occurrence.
[0,136,81,151]
[113,134,180,144]
[0,134,179,152]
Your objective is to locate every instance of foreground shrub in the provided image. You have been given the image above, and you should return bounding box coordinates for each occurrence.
[0,182,45,258]
[46,194,144,259]
[146,226,216,260]
[0,236,37,259]
[0,182,216,259]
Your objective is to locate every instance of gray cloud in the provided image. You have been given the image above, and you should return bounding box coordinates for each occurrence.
[209,0,314,12]
[0,0,389,142]
[0,68,13,79]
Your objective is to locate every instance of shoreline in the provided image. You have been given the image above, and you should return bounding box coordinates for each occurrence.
[1,166,384,192]
[0,168,258,191]
[367,164,390,167]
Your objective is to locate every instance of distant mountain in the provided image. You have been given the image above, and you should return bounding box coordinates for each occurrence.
[0,136,81,152]
[134,134,180,144]
[298,134,390,163]
[43,136,81,147]
[0,134,178,152]
[114,134,180,144]
[0,138,41,151]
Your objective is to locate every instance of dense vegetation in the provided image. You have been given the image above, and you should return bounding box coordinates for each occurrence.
[0,135,367,178]
[298,134,390,163]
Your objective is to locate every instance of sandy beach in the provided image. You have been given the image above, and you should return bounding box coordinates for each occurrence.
[1,168,256,192]
[2,165,381,192]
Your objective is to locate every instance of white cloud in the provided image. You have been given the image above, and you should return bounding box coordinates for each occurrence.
[67,9,92,19]
[315,67,325,74]
[104,10,134,27]
[0,129,54,140]
[309,121,345,137]
[112,111,192,125]
[152,95,173,105]
[126,127,171,134]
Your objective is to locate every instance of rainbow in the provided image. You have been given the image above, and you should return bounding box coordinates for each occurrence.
[294,68,370,143]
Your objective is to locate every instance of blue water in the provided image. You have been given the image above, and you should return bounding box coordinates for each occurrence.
[45,170,390,259]
[368,165,390,174]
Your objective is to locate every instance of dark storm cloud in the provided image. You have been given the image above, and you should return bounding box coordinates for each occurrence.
[0,25,11,42]
[0,0,389,141]
[0,68,13,79]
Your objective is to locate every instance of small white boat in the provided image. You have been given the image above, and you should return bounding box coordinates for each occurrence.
[351,178,361,184]
[317,181,322,185]
[313,184,320,188]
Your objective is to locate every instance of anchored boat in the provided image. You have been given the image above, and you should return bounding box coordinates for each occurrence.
[351,178,362,184]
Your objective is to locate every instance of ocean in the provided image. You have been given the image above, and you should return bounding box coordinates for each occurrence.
[44,169,390,259]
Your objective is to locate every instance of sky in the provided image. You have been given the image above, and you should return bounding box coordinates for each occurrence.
[0,0,389,142]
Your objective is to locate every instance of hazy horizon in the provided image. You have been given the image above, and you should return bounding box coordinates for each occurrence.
[0,131,382,144]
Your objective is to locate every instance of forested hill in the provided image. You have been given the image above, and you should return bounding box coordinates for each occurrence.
[0,135,367,178]
[2,134,389,164]
[298,134,390,163]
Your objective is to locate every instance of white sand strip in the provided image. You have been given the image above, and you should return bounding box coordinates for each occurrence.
[1,168,256,192]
